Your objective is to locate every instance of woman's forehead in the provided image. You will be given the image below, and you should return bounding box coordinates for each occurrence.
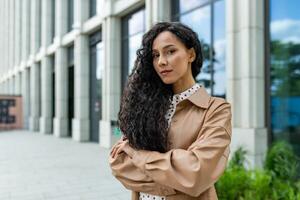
[152,31,184,50]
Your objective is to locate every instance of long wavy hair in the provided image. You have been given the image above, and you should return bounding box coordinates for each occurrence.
[118,22,203,152]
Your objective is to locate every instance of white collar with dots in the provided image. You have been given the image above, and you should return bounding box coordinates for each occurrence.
[165,84,201,126]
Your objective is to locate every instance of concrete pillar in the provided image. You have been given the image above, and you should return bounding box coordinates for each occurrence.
[2,81,7,95]
[100,16,121,148]
[22,68,31,129]
[3,0,8,73]
[145,0,171,30]
[53,0,69,137]
[30,0,41,55]
[9,0,15,73]
[10,77,15,95]
[54,48,68,137]
[29,63,41,131]
[72,0,90,141]
[0,1,2,75]
[40,57,53,134]
[73,35,90,141]
[15,72,21,95]
[226,0,267,168]
[21,0,30,64]
[39,0,54,134]
[15,0,21,67]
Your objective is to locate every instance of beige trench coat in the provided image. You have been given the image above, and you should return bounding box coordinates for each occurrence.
[109,86,232,200]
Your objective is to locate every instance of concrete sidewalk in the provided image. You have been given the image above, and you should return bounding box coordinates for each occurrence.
[0,130,130,200]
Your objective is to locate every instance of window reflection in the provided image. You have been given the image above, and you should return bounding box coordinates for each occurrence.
[179,0,209,14]
[129,11,145,35]
[270,0,300,155]
[122,8,145,87]
[128,33,143,74]
[68,0,74,31]
[90,0,102,17]
[213,0,226,97]
[180,5,212,94]
[173,0,225,97]
[96,41,103,119]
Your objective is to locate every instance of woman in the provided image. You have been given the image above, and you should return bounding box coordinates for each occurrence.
[109,22,231,200]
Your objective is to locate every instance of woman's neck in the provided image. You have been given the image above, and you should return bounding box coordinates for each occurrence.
[172,78,196,94]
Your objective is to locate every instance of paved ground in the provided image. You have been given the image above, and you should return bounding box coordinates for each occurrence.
[0,130,130,200]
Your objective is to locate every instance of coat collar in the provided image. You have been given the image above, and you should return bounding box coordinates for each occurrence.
[186,86,211,109]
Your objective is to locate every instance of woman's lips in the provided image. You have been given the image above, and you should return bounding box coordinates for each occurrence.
[160,70,173,76]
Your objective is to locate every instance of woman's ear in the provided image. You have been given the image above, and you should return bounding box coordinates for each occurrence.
[188,48,196,63]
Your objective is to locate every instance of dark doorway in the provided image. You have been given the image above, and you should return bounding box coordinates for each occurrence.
[89,31,102,142]
[51,55,55,134]
[68,46,74,137]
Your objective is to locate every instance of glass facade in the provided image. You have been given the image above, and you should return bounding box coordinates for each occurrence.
[51,0,56,42]
[90,31,103,142]
[121,8,146,88]
[67,46,74,136]
[68,0,74,32]
[172,0,226,98]
[90,0,101,17]
[269,0,300,155]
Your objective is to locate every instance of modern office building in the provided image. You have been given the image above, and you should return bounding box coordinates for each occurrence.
[0,0,299,168]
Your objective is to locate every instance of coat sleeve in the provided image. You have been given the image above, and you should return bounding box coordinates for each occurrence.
[130,100,232,197]
[109,139,177,196]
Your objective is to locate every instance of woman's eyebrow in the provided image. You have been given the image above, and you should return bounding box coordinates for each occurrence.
[152,44,175,51]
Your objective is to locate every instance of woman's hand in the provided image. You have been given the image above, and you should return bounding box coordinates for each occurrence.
[110,138,135,159]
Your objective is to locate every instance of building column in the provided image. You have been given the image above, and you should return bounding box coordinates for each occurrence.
[22,68,30,129]
[4,80,8,94]
[73,35,90,141]
[53,0,69,137]
[53,48,68,137]
[15,0,21,67]
[29,63,40,131]
[9,0,14,73]
[21,0,30,65]
[10,77,15,95]
[40,0,54,134]
[72,0,90,141]
[145,0,171,30]
[100,16,121,148]
[40,57,53,134]
[15,72,21,95]
[226,0,267,168]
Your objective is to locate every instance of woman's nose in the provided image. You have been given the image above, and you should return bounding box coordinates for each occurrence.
[158,55,167,66]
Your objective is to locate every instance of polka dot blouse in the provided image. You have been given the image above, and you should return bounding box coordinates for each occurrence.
[139,83,201,200]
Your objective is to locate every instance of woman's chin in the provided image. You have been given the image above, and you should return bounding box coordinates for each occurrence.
[161,78,175,85]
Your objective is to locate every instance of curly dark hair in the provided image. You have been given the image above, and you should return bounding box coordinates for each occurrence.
[118,22,203,152]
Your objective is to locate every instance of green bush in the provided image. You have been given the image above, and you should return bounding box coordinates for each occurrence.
[265,141,299,181]
[216,141,300,200]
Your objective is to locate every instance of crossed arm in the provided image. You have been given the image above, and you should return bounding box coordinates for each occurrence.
[109,102,231,197]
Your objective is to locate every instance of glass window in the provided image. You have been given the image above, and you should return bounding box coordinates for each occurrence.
[52,0,56,42]
[179,0,209,14]
[172,0,226,98]
[90,31,103,142]
[212,0,226,97]
[90,0,101,17]
[68,0,74,32]
[270,0,300,155]
[121,8,146,88]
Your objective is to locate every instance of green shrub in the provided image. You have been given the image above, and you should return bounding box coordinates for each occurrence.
[265,141,299,181]
[216,141,300,200]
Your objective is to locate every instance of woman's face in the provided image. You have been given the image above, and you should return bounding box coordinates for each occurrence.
[152,31,195,85]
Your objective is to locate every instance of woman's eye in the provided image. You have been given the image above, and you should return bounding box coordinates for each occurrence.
[167,49,176,55]
[152,54,159,59]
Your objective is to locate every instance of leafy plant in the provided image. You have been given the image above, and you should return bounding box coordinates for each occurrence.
[216,141,300,200]
[265,141,299,181]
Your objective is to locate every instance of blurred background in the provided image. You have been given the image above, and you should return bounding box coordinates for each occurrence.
[0,0,299,199]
